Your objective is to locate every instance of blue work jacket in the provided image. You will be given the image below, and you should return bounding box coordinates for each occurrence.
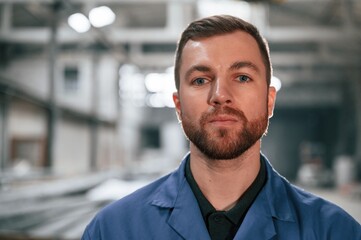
[82,154,361,239]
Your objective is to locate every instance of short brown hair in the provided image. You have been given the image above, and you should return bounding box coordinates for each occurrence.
[174,15,272,90]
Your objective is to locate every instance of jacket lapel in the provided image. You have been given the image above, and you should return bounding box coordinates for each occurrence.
[167,178,210,239]
[151,154,210,240]
[233,191,276,240]
[234,156,296,240]
[150,154,297,240]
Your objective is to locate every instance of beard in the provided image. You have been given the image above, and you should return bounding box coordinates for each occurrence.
[181,106,269,160]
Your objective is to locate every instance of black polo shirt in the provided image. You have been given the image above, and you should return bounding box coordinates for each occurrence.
[185,157,267,240]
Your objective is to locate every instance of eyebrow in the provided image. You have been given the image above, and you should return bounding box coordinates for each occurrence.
[229,61,261,74]
[184,65,212,80]
[184,61,261,80]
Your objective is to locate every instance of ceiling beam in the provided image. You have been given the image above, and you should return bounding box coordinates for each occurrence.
[265,27,360,42]
[1,25,359,44]
[0,0,196,3]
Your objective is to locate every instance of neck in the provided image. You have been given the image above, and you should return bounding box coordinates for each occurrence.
[189,142,261,211]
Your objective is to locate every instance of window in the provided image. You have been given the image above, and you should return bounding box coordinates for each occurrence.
[140,126,160,149]
[63,66,79,93]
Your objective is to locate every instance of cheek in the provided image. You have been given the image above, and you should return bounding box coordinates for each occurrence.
[239,91,268,118]
[179,99,203,122]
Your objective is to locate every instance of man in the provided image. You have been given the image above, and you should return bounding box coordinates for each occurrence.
[82,15,360,240]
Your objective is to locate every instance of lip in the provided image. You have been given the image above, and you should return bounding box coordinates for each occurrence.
[208,115,239,125]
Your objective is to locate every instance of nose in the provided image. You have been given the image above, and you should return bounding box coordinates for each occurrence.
[208,79,233,106]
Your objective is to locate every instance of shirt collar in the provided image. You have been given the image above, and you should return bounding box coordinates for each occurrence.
[150,152,295,224]
[185,155,267,225]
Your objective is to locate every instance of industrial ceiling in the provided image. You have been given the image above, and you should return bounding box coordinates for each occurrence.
[0,0,360,107]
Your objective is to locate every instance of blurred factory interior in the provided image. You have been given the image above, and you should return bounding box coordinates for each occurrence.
[0,0,360,238]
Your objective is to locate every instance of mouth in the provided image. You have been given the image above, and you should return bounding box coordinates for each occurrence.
[208,115,239,126]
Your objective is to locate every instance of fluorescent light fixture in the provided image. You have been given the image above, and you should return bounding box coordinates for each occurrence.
[271,76,282,91]
[144,68,177,108]
[197,0,251,21]
[146,94,165,108]
[145,73,164,93]
[89,6,116,28]
[68,13,91,33]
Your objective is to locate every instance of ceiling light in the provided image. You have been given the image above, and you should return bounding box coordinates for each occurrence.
[89,6,116,28]
[68,13,91,33]
[144,69,177,108]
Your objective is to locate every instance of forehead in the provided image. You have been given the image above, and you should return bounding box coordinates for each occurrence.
[180,31,265,75]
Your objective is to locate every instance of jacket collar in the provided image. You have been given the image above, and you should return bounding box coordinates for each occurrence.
[150,153,295,239]
[262,154,295,222]
[234,154,296,239]
[151,153,210,239]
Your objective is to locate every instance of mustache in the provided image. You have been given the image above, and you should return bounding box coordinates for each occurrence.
[200,106,247,124]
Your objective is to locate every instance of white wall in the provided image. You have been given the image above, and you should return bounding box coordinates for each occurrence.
[161,122,187,168]
[56,53,93,113]
[1,51,120,175]
[53,118,91,175]
[0,51,119,120]
[97,125,120,170]
[57,52,119,119]
[8,101,47,137]
[96,55,119,121]
[0,54,49,99]
[7,103,121,175]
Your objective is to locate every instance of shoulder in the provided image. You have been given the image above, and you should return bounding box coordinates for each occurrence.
[285,181,347,218]
[82,173,173,239]
[263,156,360,239]
[264,157,358,225]
[100,173,171,217]
[282,180,361,238]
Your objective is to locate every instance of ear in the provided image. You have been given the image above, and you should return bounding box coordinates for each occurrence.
[267,87,277,118]
[173,92,182,121]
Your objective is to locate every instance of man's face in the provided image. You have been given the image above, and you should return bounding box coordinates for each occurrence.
[173,31,276,160]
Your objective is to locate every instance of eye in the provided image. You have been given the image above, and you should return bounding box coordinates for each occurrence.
[193,78,208,86]
[237,75,251,83]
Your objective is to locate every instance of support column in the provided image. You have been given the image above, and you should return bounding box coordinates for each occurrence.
[1,2,11,33]
[351,74,361,163]
[45,1,62,169]
[0,94,10,170]
[90,51,100,171]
